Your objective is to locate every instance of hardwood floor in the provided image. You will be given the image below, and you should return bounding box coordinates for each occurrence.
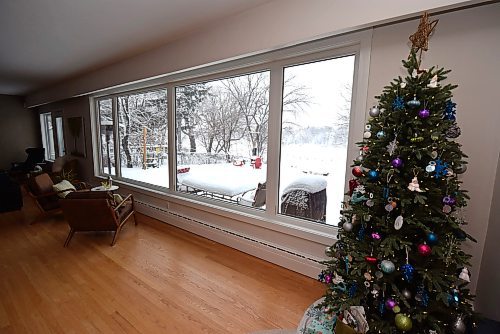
[0,191,324,333]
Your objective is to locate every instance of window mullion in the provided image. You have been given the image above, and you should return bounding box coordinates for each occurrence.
[112,96,121,178]
[167,84,176,192]
[265,63,284,218]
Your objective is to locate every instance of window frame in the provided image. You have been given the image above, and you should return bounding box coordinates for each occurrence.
[90,30,372,237]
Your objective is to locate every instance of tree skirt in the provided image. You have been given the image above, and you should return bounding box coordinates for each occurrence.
[249,330,296,334]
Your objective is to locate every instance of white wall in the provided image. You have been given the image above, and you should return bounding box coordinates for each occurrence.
[26,0,486,107]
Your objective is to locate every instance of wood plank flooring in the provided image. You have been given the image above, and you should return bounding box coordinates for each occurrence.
[0,191,324,333]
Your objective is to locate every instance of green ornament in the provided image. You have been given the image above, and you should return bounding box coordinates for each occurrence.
[395,313,412,331]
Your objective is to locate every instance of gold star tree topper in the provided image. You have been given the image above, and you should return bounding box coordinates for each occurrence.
[409,12,439,65]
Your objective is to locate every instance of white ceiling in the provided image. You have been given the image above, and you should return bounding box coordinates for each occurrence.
[0,0,272,96]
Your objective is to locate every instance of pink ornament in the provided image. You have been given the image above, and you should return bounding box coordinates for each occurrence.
[325,275,332,284]
[385,299,397,310]
[418,243,432,256]
[371,232,381,240]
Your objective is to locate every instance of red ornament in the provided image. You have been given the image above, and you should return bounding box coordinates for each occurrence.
[362,146,369,153]
[348,179,359,195]
[352,166,363,177]
[417,243,432,256]
[365,256,378,264]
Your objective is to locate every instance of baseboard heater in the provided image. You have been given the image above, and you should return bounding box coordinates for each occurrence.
[135,199,325,277]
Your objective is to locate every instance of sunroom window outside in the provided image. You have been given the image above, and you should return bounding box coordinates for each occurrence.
[40,112,55,161]
[97,99,115,175]
[279,55,355,225]
[117,90,168,188]
[175,72,271,208]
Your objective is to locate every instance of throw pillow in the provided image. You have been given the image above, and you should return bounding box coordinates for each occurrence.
[52,180,76,198]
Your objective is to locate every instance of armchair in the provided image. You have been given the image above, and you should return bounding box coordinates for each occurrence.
[26,173,89,223]
[60,191,136,247]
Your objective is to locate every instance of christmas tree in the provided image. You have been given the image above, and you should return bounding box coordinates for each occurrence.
[319,13,475,334]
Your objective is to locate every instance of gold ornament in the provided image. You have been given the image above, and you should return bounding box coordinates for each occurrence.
[395,313,413,331]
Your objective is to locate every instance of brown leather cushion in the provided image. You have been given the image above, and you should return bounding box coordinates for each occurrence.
[66,190,113,201]
[31,173,54,195]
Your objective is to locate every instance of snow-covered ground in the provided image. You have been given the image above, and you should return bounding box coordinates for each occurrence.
[117,144,347,226]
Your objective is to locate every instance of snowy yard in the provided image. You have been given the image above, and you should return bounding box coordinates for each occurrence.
[118,144,347,225]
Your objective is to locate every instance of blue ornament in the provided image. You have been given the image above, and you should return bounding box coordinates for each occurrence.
[407,96,421,108]
[368,170,379,181]
[357,224,366,241]
[416,284,429,307]
[348,283,358,298]
[376,130,385,139]
[434,159,449,179]
[392,96,405,110]
[318,271,326,282]
[427,232,438,245]
[378,301,385,316]
[444,100,457,120]
[400,263,415,282]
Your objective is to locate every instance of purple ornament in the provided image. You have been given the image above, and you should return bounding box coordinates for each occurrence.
[443,196,456,206]
[385,299,397,310]
[391,157,404,168]
[418,109,430,119]
[371,232,381,240]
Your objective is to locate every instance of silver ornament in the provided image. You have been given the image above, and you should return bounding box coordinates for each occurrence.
[343,222,353,232]
[380,260,395,274]
[456,163,467,174]
[356,154,364,162]
[394,216,404,230]
[363,131,372,139]
[369,106,380,117]
[401,288,412,299]
[452,316,466,334]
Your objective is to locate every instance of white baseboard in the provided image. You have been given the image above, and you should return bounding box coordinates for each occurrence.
[135,200,325,279]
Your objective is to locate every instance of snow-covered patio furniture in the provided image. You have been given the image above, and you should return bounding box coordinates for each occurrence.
[180,167,264,202]
[237,182,266,208]
[280,175,327,222]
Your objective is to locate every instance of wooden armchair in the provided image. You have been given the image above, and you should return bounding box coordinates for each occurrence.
[60,191,136,247]
[26,173,89,223]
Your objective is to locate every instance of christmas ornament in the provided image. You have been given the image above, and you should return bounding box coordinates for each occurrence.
[451,316,466,334]
[371,232,381,240]
[407,176,424,192]
[352,166,363,177]
[426,161,436,172]
[444,100,457,120]
[355,154,364,162]
[427,74,438,88]
[443,195,456,206]
[365,256,378,264]
[365,199,374,207]
[459,267,470,282]
[449,288,460,305]
[427,232,438,245]
[376,130,385,139]
[434,159,449,179]
[446,123,461,138]
[368,170,379,181]
[415,284,429,307]
[348,179,359,195]
[387,137,398,155]
[401,289,412,299]
[392,305,401,313]
[363,130,372,139]
[375,271,383,279]
[391,157,404,168]
[380,260,395,274]
[369,105,380,117]
[342,222,353,232]
[385,298,396,310]
[400,82,407,88]
[401,263,415,282]
[418,243,432,256]
[395,313,413,331]
[407,95,421,108]
[394,215,404,230]
[410,135,424,142]
[418,108,430,118]
[362,145,369,153]
[442,205,452,214]
[393,96,405,110]
[455,162,467,174]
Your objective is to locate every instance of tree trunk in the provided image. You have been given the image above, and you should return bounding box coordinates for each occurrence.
[122,135,133,168]
[188,134,197,153]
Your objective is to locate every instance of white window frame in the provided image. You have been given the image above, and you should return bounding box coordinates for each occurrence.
[90,30,371,238]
